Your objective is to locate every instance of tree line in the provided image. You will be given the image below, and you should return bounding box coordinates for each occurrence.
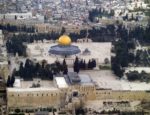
[126,70,150,83]
[111,23,150,78]
[5,21,150,79]
[0,23,35,33]
[6,57,97,87]
[89,8,115,22]
[73,57,96,73]
[6,59,68,87]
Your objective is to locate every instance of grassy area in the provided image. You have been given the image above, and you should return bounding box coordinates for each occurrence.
[99,64,111,70]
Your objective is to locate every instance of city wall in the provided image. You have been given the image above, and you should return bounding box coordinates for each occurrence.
[7,86,150,110]
[96,89,150,101]
[7,88,61,109]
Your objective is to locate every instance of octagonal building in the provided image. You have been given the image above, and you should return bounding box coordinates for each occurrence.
[49,35,81,57]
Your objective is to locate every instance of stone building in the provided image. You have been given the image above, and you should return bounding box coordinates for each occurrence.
[6,35,150,114]
[7,72,150,113]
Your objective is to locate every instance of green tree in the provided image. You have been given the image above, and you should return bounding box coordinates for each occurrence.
[74,57,80,73]
[7,75,11,87]
[61,27,66,35]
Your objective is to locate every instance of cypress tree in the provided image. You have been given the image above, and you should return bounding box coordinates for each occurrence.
[7,75,11,87]
[74,57,80,73]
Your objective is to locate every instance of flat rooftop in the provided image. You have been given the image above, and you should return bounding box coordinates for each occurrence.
[80,70,150,91]
[13,78,56,89]
[7,87,59,92]
[55,77,68,88]
[67,72,94,86]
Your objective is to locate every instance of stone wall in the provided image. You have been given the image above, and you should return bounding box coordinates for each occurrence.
[7,89,61,109]
[7,85,150,110]
[96,89,150,101]
[71,85,96,101]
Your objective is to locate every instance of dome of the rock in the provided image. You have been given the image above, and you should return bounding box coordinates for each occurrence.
[49,35,80,56]
[58,35,71,45]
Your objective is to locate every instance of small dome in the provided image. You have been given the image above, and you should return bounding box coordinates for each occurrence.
[58,35,71,45]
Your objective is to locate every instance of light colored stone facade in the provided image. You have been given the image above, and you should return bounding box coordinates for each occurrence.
[7,88,60,109]
[7,81,150,111]
[96,89,150,101]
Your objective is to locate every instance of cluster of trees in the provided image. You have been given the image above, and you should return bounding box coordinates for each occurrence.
[6,35,27,56]
[6,22,150,56]
[3,26,103,56]
[126,70,150,82]
[75,108,85,115]
[89,8,115,22]
[87,59,96,69]
[87,23,150,44]
[110,23,150,78]
[111,28,150,78]
[123,13,139,21]
[55,59,68,75]
[73,57,96,73]
[111,39,136,78]
[135,50,150,66]
[5,32,61,56]
[0,24,35,33]
[45,26,116,42]
[13,59,68,81]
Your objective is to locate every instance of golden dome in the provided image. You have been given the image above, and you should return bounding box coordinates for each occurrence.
[58,35,71,45]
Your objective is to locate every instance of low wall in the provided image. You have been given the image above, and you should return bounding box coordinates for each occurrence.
[7,88,60,108]
[96,89,150,101]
